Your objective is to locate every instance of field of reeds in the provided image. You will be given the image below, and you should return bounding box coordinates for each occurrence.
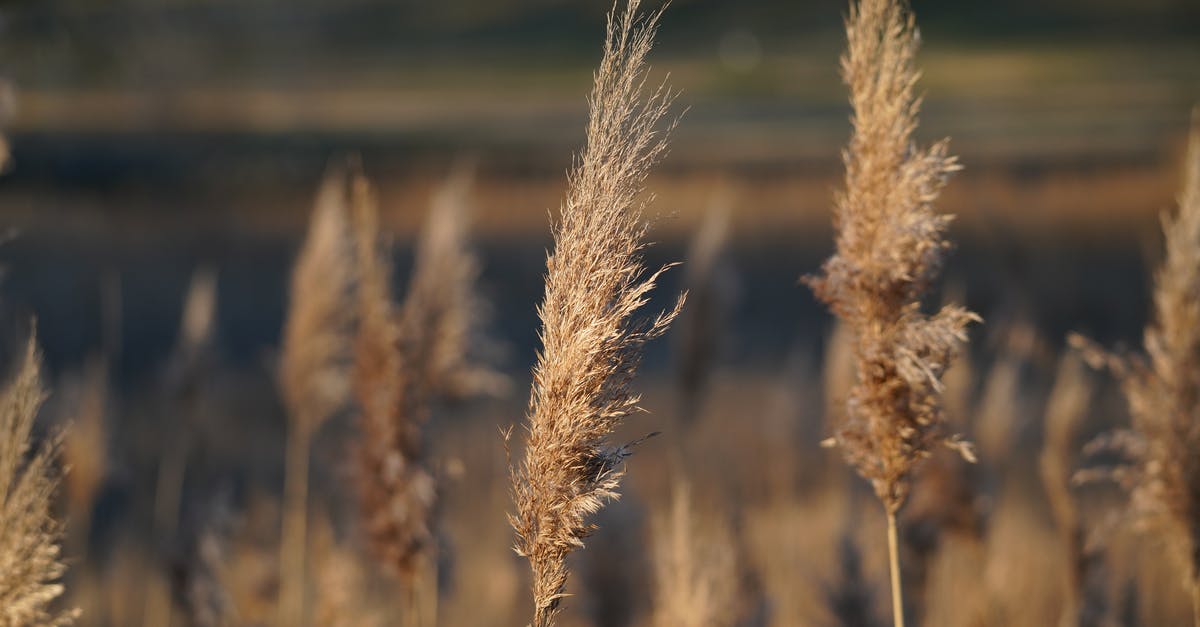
[1,0,1199,625]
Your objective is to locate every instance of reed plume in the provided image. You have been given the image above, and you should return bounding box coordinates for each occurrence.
[508,2,682,624]
[351,160,504,626]
[349,165,439,624]
[277,169,355,627]
[1072,111,1200,624]
[804,0,978,624]
[0,333,78,626]
[400,164,507,401]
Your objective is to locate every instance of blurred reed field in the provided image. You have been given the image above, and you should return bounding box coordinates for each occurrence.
[0,0,1199,625]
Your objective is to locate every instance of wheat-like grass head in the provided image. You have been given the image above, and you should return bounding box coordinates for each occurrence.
[805,0,977,514]
[509,1,684,623]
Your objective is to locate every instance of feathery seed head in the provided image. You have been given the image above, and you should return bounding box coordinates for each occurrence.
[804,0,977,514]
[0,333,79,627]
[1076,113,1200,585]
[348,166,437,583]
[279,168,355,438]
[509,1,683,624]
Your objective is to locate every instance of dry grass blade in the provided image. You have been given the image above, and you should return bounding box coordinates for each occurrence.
[508,1,683,624]
[0,333,79,626]
[803,0,978,624]
[1073,111,1200,624]
[276,167,355,627]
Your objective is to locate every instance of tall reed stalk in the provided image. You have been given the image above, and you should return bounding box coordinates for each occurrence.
[349,167,435,627]
[804,1,978,625]
[508,1,683,624]
[351,161,500,626]
[276,170,354,627]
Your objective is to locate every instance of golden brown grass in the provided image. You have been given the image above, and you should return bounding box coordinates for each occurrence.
[400,164,507,402]
[0,333,78,626]
[1038,351,1093,627]
[276,168,355,627]
[349,164,439,626]
[1072,111,1200,624]
[649,479,738,627]
[351,159,502,625]
[507,1,683,624]
[803,0,979,624]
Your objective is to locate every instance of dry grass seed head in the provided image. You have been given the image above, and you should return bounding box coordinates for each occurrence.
[510,0,684,623]
[279,168,355,437]
[400,164,507,401]
[0,334,79,626]
[349,166,438,583]
[1074,113,1200,588]
[804,0,978,514]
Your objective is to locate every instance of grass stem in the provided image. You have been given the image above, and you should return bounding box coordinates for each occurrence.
[278,423,312,627]
[887,510,905,627]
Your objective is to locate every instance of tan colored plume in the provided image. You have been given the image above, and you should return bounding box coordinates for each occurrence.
[0,333,79,626]
[508,1,683,624]
[803,0,978,624]
[1072,110,1200,624]
[276,166,355,627]
[348,166,437,596]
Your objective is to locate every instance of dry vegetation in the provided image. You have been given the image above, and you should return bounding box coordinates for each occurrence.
[804,0,978,623]
[0,334,77,626]
[507,2,683,624]
[3,0,1200,626]
[1072,112,1200,625]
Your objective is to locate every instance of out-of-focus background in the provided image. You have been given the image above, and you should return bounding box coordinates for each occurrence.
[5,0,1199,372]
[1,0,1199,625]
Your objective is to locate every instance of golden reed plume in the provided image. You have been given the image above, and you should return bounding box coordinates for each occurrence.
[0,333,78,626]
[804,0,978,624]
[508,1,683,624]
[1072,110,1200,625]
[351,161,502,625]
[277,168,355,627]
[348,166,440,627]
